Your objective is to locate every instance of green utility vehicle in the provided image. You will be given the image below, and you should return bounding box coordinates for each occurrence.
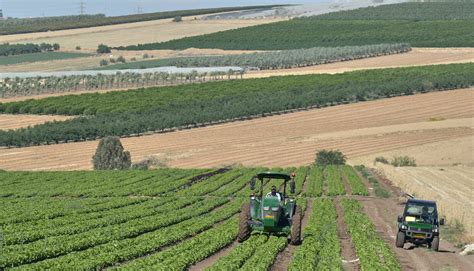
[396,198,445,251]
[237,172,302,245]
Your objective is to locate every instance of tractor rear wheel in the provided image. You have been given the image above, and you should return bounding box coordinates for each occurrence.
[432,236,440,251]
[396,232,405,248]
[237,203,251,242]
[290,206,302,245]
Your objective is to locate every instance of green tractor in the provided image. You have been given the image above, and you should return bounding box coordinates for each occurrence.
[237,172,302,245]
[396,198,445,251]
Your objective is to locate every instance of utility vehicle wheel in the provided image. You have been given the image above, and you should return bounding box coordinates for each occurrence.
[432,236,440,251]
[237,203,251,242]
[396,232,405,248]
[290,206,302,245]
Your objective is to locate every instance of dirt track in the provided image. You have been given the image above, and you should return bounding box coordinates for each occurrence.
[0,88,472,171]
[359,172,474,271]
[0,114,70,130]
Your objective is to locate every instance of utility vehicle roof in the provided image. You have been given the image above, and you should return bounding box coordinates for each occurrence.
[257,172,291,180]
[407,199,436,205]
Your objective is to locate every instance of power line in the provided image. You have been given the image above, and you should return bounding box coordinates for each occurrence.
[136,3,143,14]
[79,1,86,15]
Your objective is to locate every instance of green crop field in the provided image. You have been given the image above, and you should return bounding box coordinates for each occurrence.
[0,52,90,66]
[0,63,472,147]
[0,165,397,270]
[120,3,474,50]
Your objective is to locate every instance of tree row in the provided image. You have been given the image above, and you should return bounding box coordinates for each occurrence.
[0,63,472,147]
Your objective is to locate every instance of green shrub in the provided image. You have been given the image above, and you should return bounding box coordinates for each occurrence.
[92,136,131,170]
[99,59,109,66]
[97,44,111,54]
[391,156,416,167]
[315,150,346,166]
[374,156,389,165]
[117,56,126,63]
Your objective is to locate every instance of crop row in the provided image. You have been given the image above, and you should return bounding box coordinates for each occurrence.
[3,197,196,246]
[113,216,239,270]
[0,169,209,198]
[326,166,346,196]
[341,199,400,270]
[207,235,268,270]
[1,63,473,147]
[0,70,240,99]
[0,197,146,226]
[113,44,410,70]
[354,165,390,198]
[340,165,369,196]
[240,236,288,270]
[12,199,242,270]
[293,166,309,195]
[210,169,265,197]
[303,166,324,197]
[289,199,342,270]
[2,198,228,267]
[176,169,244,196]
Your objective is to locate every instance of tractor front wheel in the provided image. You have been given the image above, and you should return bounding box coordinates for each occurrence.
[290,206,302,245]
[396,232,405,248]
[237,203,251,242]
[432,236,440,251]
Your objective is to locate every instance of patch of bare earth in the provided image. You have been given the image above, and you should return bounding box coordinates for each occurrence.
[350,131,474,239]
[0,16,282,51]
[0,88,472,171]
[335,198,360,270]
[0,114,71,130]
[359,173,474,271]
[245,48,474,78]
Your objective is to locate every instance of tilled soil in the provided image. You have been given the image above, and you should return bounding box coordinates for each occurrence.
[335,198,360,271]
[0,114,70,130]
[0,88,472,171]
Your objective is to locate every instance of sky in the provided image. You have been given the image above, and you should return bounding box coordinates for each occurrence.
[0,0,331,18]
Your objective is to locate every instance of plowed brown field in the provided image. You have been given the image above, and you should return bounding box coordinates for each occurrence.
[0,114,70,130]
[0,88,472,171]
[0,16,281,51]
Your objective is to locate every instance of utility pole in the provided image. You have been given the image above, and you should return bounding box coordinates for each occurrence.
[136,4,142,14]
[79,1,86,15]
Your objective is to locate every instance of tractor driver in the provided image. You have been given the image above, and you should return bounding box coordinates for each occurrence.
[266,185,282,201]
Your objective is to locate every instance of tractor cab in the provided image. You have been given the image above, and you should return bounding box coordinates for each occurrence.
[238,172,302,245]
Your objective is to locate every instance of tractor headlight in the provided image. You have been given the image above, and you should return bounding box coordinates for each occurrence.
[401,224,407,230]
[271,207,279,211]
[433,228,439,233]
[263,207,270,211]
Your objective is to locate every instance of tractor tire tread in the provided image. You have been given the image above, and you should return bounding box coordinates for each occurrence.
[290,205,302,245]
[237,203,251,242]
[396,231,405,248]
